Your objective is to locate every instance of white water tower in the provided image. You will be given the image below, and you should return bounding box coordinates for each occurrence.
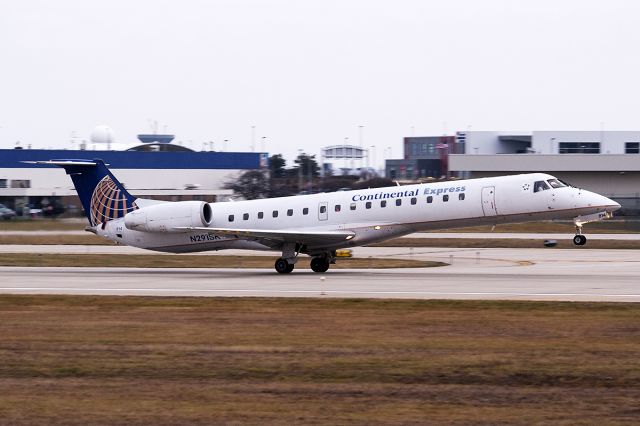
[90,125,115,150]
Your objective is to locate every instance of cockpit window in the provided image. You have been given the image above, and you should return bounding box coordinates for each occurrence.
[547,179,565,189]
[534,181,551,192]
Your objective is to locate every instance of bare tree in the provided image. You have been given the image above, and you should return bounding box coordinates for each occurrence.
[224,170,270,200]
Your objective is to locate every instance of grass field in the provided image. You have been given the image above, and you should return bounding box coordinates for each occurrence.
[0,296,638,424]
[373,237,640,250]
[2,233,639,250]
[2,218,639,252]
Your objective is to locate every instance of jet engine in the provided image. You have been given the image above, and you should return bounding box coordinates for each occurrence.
[124,201,212,233]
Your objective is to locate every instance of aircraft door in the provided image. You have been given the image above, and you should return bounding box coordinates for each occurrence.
[318,202,328,221]
[481,186,498,216]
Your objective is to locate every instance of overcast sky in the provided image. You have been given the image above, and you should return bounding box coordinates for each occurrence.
[1,0,639,165]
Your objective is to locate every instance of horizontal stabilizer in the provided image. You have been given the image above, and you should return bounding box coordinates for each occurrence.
[21,160,105,167]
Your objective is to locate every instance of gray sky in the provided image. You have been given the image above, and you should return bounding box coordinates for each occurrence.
[1,0,639,166]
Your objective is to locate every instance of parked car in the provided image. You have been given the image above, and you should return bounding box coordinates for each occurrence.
[0,204,17,220]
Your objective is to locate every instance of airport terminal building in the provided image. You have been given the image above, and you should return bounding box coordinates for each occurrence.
[387,131,640,214]
[0,148,267,216]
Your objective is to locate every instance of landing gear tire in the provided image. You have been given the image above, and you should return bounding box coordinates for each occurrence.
[310,257,330,273]
[573,234,587,246]
[275,258,294,274]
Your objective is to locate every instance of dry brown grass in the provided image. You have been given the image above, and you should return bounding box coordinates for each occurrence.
[0,235,113,245]
[2,234,640,250]
[0,219,87,231]
[0,253,442,269]
[0,296,638,424]
[374,237,640,250]
[425,220,640,234]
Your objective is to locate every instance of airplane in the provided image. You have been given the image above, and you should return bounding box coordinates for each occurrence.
[27,159,621,273]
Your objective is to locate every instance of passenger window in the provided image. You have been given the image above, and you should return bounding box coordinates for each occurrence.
[547,179,564,189]
[243,213,249,220]
[303,207,309,215]
[380,200,387,208]
[396,199,402,206]
[258,212,264,219]
[366,201,372,209]
[458,193,465,201]
[273,210,279,218]
[427,196,433,203]
[228,214,234,222]
[534,181,551,192]
[350,203,356,211]
[443,195,449,202]
[335,205,341,212]
[287,209,293,216]
[320,205,327,214]
[411,197,417,205]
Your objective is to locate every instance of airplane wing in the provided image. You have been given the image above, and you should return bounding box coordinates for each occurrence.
[174,226,355,247]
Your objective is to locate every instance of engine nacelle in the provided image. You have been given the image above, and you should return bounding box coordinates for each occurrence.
[124,201,212,233]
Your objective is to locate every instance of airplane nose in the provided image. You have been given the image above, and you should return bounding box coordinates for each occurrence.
[599,194,621,211]
[609,198,622,211]
[583,190,621,211]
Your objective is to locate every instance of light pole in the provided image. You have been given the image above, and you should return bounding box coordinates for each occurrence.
[298,149,303,192]
[261,136,266,153]
[370,145,377,175]
[251,125,256,152]
[344,137,350,172]
[223,139,228,151]
[308,153,313,192]
[358,125,364,168]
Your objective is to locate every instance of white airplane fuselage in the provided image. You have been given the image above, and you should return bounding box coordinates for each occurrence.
[96,172,620,255]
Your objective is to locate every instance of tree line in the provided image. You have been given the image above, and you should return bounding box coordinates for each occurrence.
[225,153,392,200]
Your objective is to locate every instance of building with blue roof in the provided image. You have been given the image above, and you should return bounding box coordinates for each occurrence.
[0,147,268,217]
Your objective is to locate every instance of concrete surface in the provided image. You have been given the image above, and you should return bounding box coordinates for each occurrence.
[0,245,638,302]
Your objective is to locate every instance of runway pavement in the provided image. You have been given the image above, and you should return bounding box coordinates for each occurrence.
[1,245,639,301]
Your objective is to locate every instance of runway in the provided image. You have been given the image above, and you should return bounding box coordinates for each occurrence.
[1,245,639,301]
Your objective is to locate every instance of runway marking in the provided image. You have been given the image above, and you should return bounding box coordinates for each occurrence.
[1,287,640,298]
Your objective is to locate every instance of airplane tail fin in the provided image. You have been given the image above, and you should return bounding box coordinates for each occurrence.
[25,159,138,226]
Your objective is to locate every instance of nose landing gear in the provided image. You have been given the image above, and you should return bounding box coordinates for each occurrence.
[572,211,614,246]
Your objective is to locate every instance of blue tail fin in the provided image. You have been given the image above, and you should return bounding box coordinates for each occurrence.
[28,159,138,226]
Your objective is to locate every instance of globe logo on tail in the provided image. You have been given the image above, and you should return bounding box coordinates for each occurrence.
[89,175,137,226]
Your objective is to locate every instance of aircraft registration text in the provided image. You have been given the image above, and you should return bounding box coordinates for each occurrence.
[190,234,223,243]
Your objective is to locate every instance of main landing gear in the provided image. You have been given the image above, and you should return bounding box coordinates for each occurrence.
[274,258,295,273]
[273,244,336,274]
[310,256,330,273]
[274,256,332,274]
[274,242,299,274]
